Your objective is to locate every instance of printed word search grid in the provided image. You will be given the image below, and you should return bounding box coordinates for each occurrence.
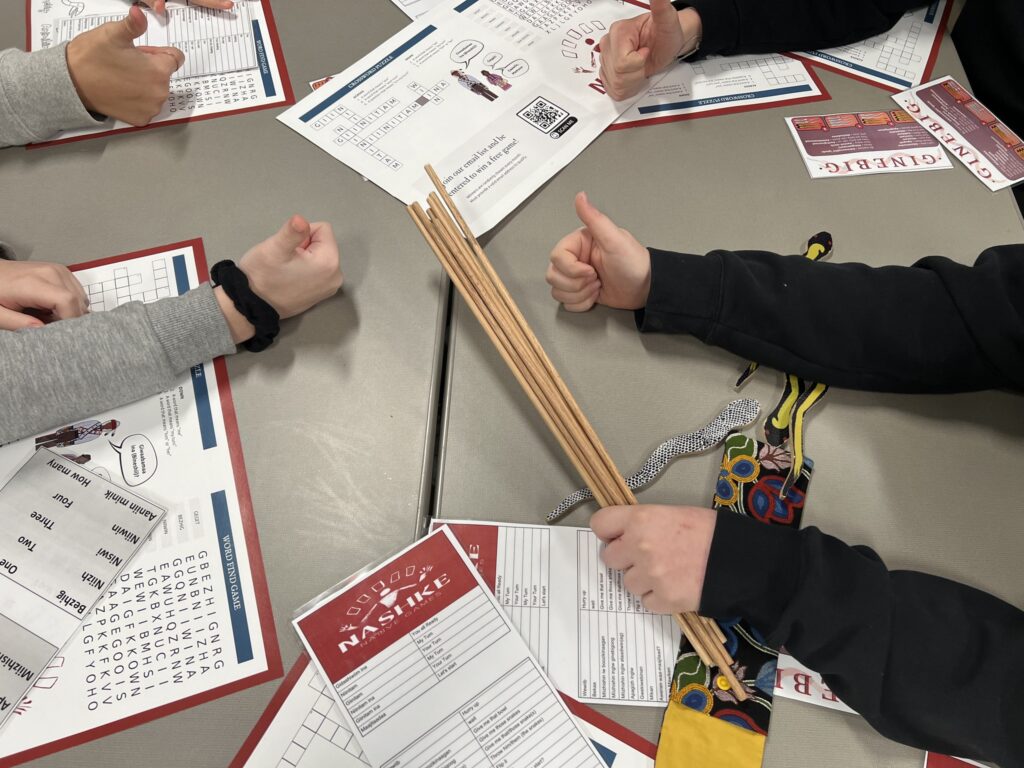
[0,242,280,766]
[28,0,292,144]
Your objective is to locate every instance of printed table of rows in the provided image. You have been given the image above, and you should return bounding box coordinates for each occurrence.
[334,589,508,736]
[577,531,677,704]
[381,660,599,768]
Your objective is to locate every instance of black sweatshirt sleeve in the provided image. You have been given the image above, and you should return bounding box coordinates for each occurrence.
[634,246,1024,393]
[672,0,926,56]
[700,511,1024,767]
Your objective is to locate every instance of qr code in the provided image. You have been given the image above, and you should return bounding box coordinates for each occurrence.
[518,97,569,132]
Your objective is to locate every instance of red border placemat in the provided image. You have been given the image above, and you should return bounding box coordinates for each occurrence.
[787,0,953,95]
[25,0,295,148]
[0,239,283,767]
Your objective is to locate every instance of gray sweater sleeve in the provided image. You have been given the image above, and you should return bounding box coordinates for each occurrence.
[0,284,237,444]
[0,43,105,147]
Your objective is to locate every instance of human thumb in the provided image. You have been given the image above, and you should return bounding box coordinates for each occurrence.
[0,306,44,331]
[115,5,148,44]
[272,214,312,258]
[574,192,620,245]
[650,0,678,29]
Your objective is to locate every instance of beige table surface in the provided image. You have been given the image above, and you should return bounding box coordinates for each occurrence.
[0,2,447,766]
[434,23,1023,768]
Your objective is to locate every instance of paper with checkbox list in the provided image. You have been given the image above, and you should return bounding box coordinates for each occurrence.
[293,527,605,768]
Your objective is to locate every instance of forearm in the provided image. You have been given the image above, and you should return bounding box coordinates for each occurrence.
[0,44,102,147]
[701,512,1024,766]
[0,284,236,444]
[635,246,1024,393]
[673,0,925,56]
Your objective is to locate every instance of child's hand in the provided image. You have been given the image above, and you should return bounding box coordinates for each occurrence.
[66,7,184,126]
[598,0,697,101]
[217,215,344,343]
[590,504,717,614]
[0,260,89,330]
[546,192,651,312]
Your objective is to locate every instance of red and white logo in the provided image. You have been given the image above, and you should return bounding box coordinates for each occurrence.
[298,529,478,683]
[337,565,451,653]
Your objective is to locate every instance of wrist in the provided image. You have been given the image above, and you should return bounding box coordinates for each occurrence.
[677,8,703,58]
[64,38,97,114]
[211,260,281,352]
[635,249,653,307]
[214,286,255,344]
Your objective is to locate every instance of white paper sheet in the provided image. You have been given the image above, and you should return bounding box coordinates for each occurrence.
[377,0,826,129]
[293,527,605,768]
[29,0,291,143]
[278,0,656,234]
[785,109,952,178]
[772,653,854,715]
[52,3,258,80]
[232,655,656,768]
[387,0,436,19]
[795,0,949,91]
[616,54,824,127]
[431,519,679,707]
[0,243,279,764]
[0,451,164,730]
[893,76,1024,191]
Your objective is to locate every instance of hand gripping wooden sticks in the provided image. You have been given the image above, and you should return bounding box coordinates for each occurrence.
[406,166,748,702]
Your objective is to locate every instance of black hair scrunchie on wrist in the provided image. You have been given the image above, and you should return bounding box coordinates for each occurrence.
[211,260,281,353]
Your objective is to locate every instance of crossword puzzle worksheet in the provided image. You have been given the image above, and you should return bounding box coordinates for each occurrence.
[614,53,827,128]
[278,0,660,234]
[28,0,293,144]
[794,0,951,91]
[0,242,280,766]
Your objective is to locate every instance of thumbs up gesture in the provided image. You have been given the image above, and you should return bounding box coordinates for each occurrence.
[546,193,651,312]
[239,216,344,320]
[66,6,185,126]
[598,0,701,101]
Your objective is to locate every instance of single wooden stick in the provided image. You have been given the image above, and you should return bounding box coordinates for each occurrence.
[706,616,728,646]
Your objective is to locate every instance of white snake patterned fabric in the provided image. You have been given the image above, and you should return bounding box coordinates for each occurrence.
[547,398,761,522]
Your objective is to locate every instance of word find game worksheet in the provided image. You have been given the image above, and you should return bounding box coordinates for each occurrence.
[0,241,280,765]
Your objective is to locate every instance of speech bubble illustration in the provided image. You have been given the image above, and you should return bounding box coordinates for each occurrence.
[110,434,158,487]
[500,58,530,77]
[450,39,484,69]
[483,51,503,68]
[92,467,111,482]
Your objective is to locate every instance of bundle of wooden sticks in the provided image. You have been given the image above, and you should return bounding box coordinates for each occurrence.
[407,165,748,702]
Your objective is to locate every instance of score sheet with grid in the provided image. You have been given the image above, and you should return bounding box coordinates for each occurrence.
[29,0,292,143]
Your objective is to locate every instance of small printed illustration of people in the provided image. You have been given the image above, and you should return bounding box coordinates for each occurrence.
[481,70,512,91]
[36,419,120,449]
[450,70,498,102]
[60,453,92,465]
